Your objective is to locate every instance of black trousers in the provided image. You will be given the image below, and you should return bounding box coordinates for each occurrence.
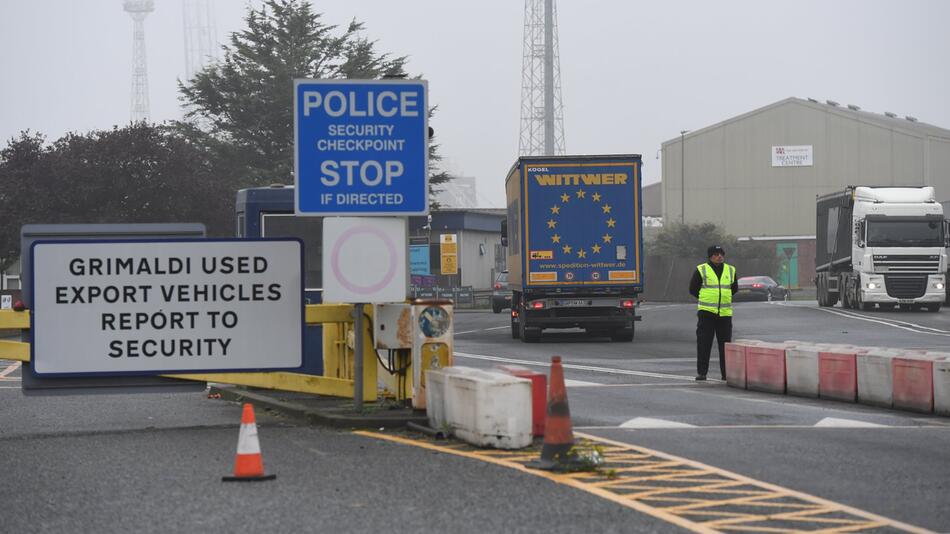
[696,311,731,378]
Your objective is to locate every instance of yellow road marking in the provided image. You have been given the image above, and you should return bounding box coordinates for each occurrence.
[355,429,935,534]
[354,430,718,534]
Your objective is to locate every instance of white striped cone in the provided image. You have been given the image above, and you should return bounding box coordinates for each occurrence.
[223,403,275,481]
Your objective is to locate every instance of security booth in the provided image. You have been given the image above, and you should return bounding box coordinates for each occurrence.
[236,184,324,375]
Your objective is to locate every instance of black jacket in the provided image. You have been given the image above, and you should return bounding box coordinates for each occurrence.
[689,261,739,299]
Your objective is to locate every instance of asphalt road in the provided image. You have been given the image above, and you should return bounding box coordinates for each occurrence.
[455,301,950,531]
[2,299,950,532]
[0,380,680,534]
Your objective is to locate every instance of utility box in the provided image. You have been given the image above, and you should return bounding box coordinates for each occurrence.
[373,300,454,408]
[374,303,414,349]
[412,301,454,409]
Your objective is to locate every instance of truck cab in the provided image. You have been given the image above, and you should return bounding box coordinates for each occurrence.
[817,186,947,311]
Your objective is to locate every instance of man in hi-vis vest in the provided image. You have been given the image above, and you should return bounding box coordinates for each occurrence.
[688,245,738,381]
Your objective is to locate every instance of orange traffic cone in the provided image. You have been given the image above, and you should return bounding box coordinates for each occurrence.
[527,356,578,471]
[222,403,276,482]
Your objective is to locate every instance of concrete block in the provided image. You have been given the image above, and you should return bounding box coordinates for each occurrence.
[856,349,897,408]
[724,342,749,389]
[786,344,823,398]
[746,343,786,394]
[931,355,950,416]
[893,354,936,414]
[445,368,533,449]
[819,349,859,402]
[495,364,547,437]
[425,366,472,431]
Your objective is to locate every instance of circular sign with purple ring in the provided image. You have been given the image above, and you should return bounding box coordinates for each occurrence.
[330,225,398,295]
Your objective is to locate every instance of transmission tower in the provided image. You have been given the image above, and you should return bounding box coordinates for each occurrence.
[183,0,218,80]
[519,0,566,156]
[124,0,155,122]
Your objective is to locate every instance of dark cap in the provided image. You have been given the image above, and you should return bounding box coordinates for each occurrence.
[707,245,725,257]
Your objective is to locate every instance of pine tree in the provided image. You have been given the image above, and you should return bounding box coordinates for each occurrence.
[178,0,452,204]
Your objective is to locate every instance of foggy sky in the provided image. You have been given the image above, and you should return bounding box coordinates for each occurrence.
[1,0,948,208]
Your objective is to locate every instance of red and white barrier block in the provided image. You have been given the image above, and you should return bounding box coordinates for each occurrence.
[892,353,940,414]
[819,347,862,403]
[745,343,787,394]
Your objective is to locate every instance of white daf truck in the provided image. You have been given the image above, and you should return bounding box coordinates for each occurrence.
[815,186,947,311]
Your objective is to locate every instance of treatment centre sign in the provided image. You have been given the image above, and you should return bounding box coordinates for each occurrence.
[30,239,304,377]
[294,79,429,216]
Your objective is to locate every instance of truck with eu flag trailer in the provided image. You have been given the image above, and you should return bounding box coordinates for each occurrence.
[503,155,643,342]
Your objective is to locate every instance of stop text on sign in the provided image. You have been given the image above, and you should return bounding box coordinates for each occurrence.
[294,79,429,216]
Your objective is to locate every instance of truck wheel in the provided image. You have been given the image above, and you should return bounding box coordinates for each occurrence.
[511,313,520,339]
[522,325,541,343]
[492,303,502,314]
[611,326,634,342]
[927,303,942,312]
[857,291,873,311]
[518,307,540,342]
[817,279,829,307]
[826,291,839,307]
[879,303,896,311]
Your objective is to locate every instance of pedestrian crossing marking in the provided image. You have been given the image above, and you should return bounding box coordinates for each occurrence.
[814,417,887,428]
[619,417,696,429]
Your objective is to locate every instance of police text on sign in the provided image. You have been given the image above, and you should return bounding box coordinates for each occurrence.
[30,240,303,376]
[294,79,429,216]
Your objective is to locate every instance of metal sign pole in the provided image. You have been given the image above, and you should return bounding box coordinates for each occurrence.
[353,303,364,410]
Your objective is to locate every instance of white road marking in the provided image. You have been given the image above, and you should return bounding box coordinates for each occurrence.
[619,417,696,429]
[564,378,602,387]
[453,351,696,382]
[779,302,950,337]
[638,303,691,310]
[455,326,510,335]
[814,417,888,428]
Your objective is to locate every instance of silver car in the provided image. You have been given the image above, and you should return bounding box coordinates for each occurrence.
[491,271,512,313]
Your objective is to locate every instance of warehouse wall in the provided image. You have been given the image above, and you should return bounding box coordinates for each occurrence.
[662,98,950,238]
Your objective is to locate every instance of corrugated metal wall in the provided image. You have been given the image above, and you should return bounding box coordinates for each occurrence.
[662,99,950,238]
[458,230,503,289]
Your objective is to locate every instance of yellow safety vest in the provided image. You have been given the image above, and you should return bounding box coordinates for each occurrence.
[697,263,734,317]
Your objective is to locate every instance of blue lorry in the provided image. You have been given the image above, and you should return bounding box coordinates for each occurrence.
[503,155,644,342]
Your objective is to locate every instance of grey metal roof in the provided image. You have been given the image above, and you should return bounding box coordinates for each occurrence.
[662,97,950,146]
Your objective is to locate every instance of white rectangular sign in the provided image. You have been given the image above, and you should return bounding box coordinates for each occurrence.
[772,145,813,167]
[31,239,303,376]
[322,217,408,303]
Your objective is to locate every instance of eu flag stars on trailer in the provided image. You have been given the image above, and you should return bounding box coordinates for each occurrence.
[294,80,429,216]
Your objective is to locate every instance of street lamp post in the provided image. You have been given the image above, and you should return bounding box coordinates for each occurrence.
[680,130,689,224]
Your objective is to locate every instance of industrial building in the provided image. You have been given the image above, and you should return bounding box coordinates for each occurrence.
[660,97,950,287]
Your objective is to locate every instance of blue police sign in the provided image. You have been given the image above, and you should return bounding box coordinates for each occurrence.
[294,79,429,216]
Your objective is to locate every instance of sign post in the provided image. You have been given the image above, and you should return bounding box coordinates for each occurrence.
[296,78,429,410]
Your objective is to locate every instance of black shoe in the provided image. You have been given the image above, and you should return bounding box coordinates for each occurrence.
[695,375,707,381]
